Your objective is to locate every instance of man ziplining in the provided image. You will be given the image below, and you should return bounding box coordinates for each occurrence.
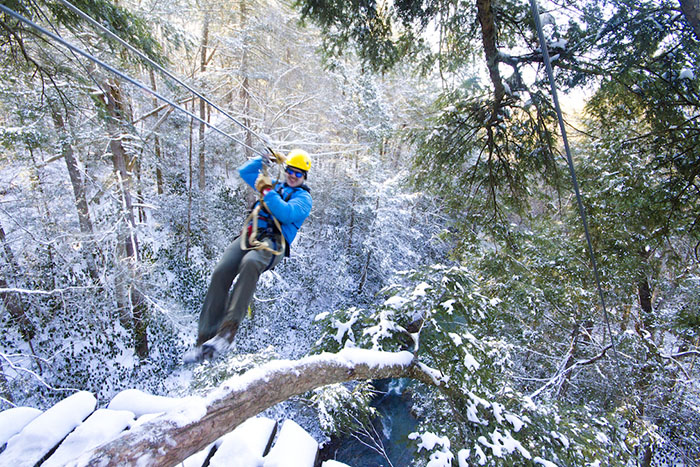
[184,149,313,363]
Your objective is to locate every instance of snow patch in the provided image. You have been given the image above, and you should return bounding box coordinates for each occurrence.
[0,407,42,446]
[464,351,480,371]
[107,389,207,427]
[314,311,330,321]
[409,431,454,467]
[263,419,317,467]
[534,457,559,467]
[441,299,456,314]
[417,362,449,385]
[411,281,431,298]
[384,295,408,309]
[478,428,531,460]
[680,68,695,80]
[0,391,96,466]
[331,307,360,344]
[42,409,134,467]
[210,417,277,466]
[505,413,525,432]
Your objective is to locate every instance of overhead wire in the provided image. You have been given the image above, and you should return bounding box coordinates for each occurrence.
[529,1,621,372]
[0,3,267,157]
[55,0,271,149]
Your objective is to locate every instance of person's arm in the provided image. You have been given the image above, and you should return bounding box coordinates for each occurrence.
[238,156,263,189]
[264,190,312,226]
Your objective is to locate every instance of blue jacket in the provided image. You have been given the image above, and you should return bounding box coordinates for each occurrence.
[238,156,312,246]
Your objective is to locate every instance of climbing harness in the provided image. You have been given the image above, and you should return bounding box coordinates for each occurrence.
[240,157,287,256]
[529,0,620,368]
[240,153,311,258]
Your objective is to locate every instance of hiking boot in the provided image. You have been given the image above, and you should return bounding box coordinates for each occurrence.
[183,335,230,364]
[216,321,239,344]
[183,346,205,364]
[200,335,230,360]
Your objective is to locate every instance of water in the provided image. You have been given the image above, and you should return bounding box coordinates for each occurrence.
[320,378,419,466]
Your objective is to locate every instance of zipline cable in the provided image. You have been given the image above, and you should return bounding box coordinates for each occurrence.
[55,0,270,148]
[529,0,620,368]
[0,3,266,157]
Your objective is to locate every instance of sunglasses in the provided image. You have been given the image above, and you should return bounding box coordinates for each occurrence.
[285,167,305,178]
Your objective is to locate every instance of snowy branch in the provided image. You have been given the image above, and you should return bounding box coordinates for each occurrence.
[79,349,435,466]
[530,344,613,399]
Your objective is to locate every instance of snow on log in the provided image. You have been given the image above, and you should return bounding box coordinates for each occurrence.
[0,391,96,467]
[79,349,429,466]
[262,419,317,467]
[0,406,42,447]
[209,417,277,466]
[42,409,135,467]
[322,461,352,467]
[108,389,199,418]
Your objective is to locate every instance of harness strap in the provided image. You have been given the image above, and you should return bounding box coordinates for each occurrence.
[240,201,286,256]
[240,164,286,256]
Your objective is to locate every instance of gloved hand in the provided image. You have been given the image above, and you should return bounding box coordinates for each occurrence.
[269,150,286,164]
[263,148,285,165]
[255,173,273,194]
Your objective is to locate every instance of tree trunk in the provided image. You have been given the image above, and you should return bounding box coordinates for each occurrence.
[557,324,580,398]
[476,0,505,119]
[198,13,210,191]
[186,102,194,261]
[240,0,254,159]
[0,357,13,405]
[49,106,100,281]
[104,81,149,359]
[149,70,164,195]
[0,224,34,341]
[638,277,654,335]
[83,350,429,466]
[680,0,700,41]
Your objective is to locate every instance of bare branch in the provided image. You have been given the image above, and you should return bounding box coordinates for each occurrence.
[530,344,613,399]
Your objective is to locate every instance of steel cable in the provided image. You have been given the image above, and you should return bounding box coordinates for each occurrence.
[0,3,266,157]
[55,0,270,149]
[529,0,621,370]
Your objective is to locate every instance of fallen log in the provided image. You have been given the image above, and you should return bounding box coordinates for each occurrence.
[80,349,433,466]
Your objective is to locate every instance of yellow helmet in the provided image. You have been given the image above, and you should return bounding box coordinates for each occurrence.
[286,148,311,173]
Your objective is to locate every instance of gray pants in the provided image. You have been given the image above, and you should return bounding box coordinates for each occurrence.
[197,236,283,345]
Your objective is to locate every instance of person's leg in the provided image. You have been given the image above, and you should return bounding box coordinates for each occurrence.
[196,237,246,345]
[217,238,283,343]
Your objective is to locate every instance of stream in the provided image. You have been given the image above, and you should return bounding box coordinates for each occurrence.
[320,378,419,466]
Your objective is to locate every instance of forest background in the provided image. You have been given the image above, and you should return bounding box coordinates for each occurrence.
[0,0,699,465]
